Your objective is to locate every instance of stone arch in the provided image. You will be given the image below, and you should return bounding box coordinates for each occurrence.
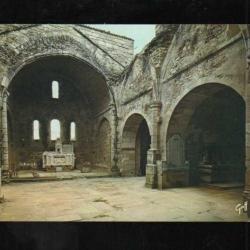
[0,30,121,115]
[0,31,124,81]
[4,53,117,171]
[95,118,112,169]
[95,115,111,135]
[121,110,152,136]
[121,113,151,176]
[5,53,116,104]
[161,80,245,159]
[165,82,244,140]
[165,82,245,185]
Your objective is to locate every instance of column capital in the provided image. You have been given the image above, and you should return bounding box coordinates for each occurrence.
[0,86,8,99]
[149,101,162,109]
[109,102,116,108]
[109,103,117,116]
[106,77,117,86]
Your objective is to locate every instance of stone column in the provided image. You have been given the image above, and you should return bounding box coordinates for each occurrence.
[145,101,162,188]
[1,89,9,173]
[0,167,2,198]
[243,37,250,217]
[109,103,120,176]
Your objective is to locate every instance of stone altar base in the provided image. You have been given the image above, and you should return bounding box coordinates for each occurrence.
[45,165,74,172]
[159,168,189,189]
[156,161,189,189]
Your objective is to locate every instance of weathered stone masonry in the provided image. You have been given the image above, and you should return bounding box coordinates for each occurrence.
[114,24,249,213]
[0,24,133,175]
[1,24,250,216]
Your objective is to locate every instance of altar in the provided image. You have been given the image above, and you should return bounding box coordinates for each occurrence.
[43,139,75,171]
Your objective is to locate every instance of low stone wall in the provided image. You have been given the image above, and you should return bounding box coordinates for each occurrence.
[157,161,189,189]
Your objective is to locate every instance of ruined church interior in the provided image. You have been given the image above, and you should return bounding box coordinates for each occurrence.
[0,24,250,221]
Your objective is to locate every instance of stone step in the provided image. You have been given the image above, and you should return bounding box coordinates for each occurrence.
[6,173,114,183]
[204,182,244,190]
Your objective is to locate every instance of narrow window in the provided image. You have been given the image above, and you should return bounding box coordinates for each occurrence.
[50,119,60,140]
[33,120,40,140]
[70,122,76,141]
[52,81,59,99]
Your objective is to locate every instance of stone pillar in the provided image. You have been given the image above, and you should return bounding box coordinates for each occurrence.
[145,101,162,188]
[243,37,250,217]
[1,89,9,173]
[0,167,2,198]
[110,103,120,176]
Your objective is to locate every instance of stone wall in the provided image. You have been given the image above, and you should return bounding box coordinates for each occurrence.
[160,25,246,160]
[0,24,131,84]
[95,119,111,169]
[0,24,249,193]
[155,24,179,37]
[76,25,134,67]
[0,24,131,173]
[157,24,246,188]
[113,24,247,188]
[8,73,92,170]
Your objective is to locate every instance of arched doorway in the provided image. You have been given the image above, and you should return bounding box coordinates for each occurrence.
[6,55,113,171]
[166,83,245,186]
[121,114,151,176]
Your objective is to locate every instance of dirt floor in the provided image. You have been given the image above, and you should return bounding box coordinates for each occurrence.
[0,177,248,221]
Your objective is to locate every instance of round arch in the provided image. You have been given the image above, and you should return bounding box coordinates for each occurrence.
[161,81,245,159]
[121,113,151,176]
[4,54,116,171]
[121,110,153,136]
[0,30,124,84]
[96,116,112,134]
[4,53,116,107]
[165,82,245,185]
